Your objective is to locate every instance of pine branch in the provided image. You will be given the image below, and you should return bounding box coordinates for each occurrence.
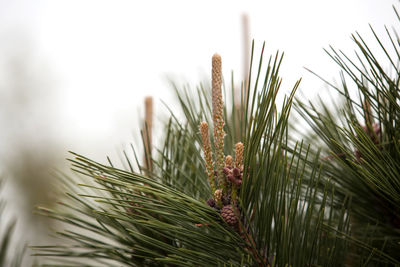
[295,6,400,264]
[32,46,377,266]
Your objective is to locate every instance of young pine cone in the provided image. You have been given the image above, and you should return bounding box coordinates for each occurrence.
[206,198,216,208]
[221,205,238,226]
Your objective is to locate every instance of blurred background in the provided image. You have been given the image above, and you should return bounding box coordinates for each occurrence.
[0,0,398,264]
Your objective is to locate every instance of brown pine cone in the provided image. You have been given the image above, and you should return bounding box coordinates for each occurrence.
[221,205,238,226]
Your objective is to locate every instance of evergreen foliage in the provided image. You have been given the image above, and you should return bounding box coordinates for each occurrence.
[295,6,400,265]
[28,6,400,267]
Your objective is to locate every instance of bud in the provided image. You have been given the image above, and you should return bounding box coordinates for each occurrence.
[223,167,231,176]
[232,167,241,178]
[227,174,235,183]
[225,155,233,167]
[234,179,242,187]
[206,198,216,208]
[214,189,223,202]
[235,142,244,169]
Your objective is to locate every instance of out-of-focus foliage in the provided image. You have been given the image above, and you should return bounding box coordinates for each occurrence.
[295,5,400,265]
[0,178,26,267]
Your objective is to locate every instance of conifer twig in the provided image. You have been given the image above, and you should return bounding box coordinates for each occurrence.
[238,221,269,266]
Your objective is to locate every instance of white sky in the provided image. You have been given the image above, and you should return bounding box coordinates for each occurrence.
[0,0,398,163]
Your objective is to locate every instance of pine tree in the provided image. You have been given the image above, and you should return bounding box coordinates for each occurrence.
[30,7,400,267]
